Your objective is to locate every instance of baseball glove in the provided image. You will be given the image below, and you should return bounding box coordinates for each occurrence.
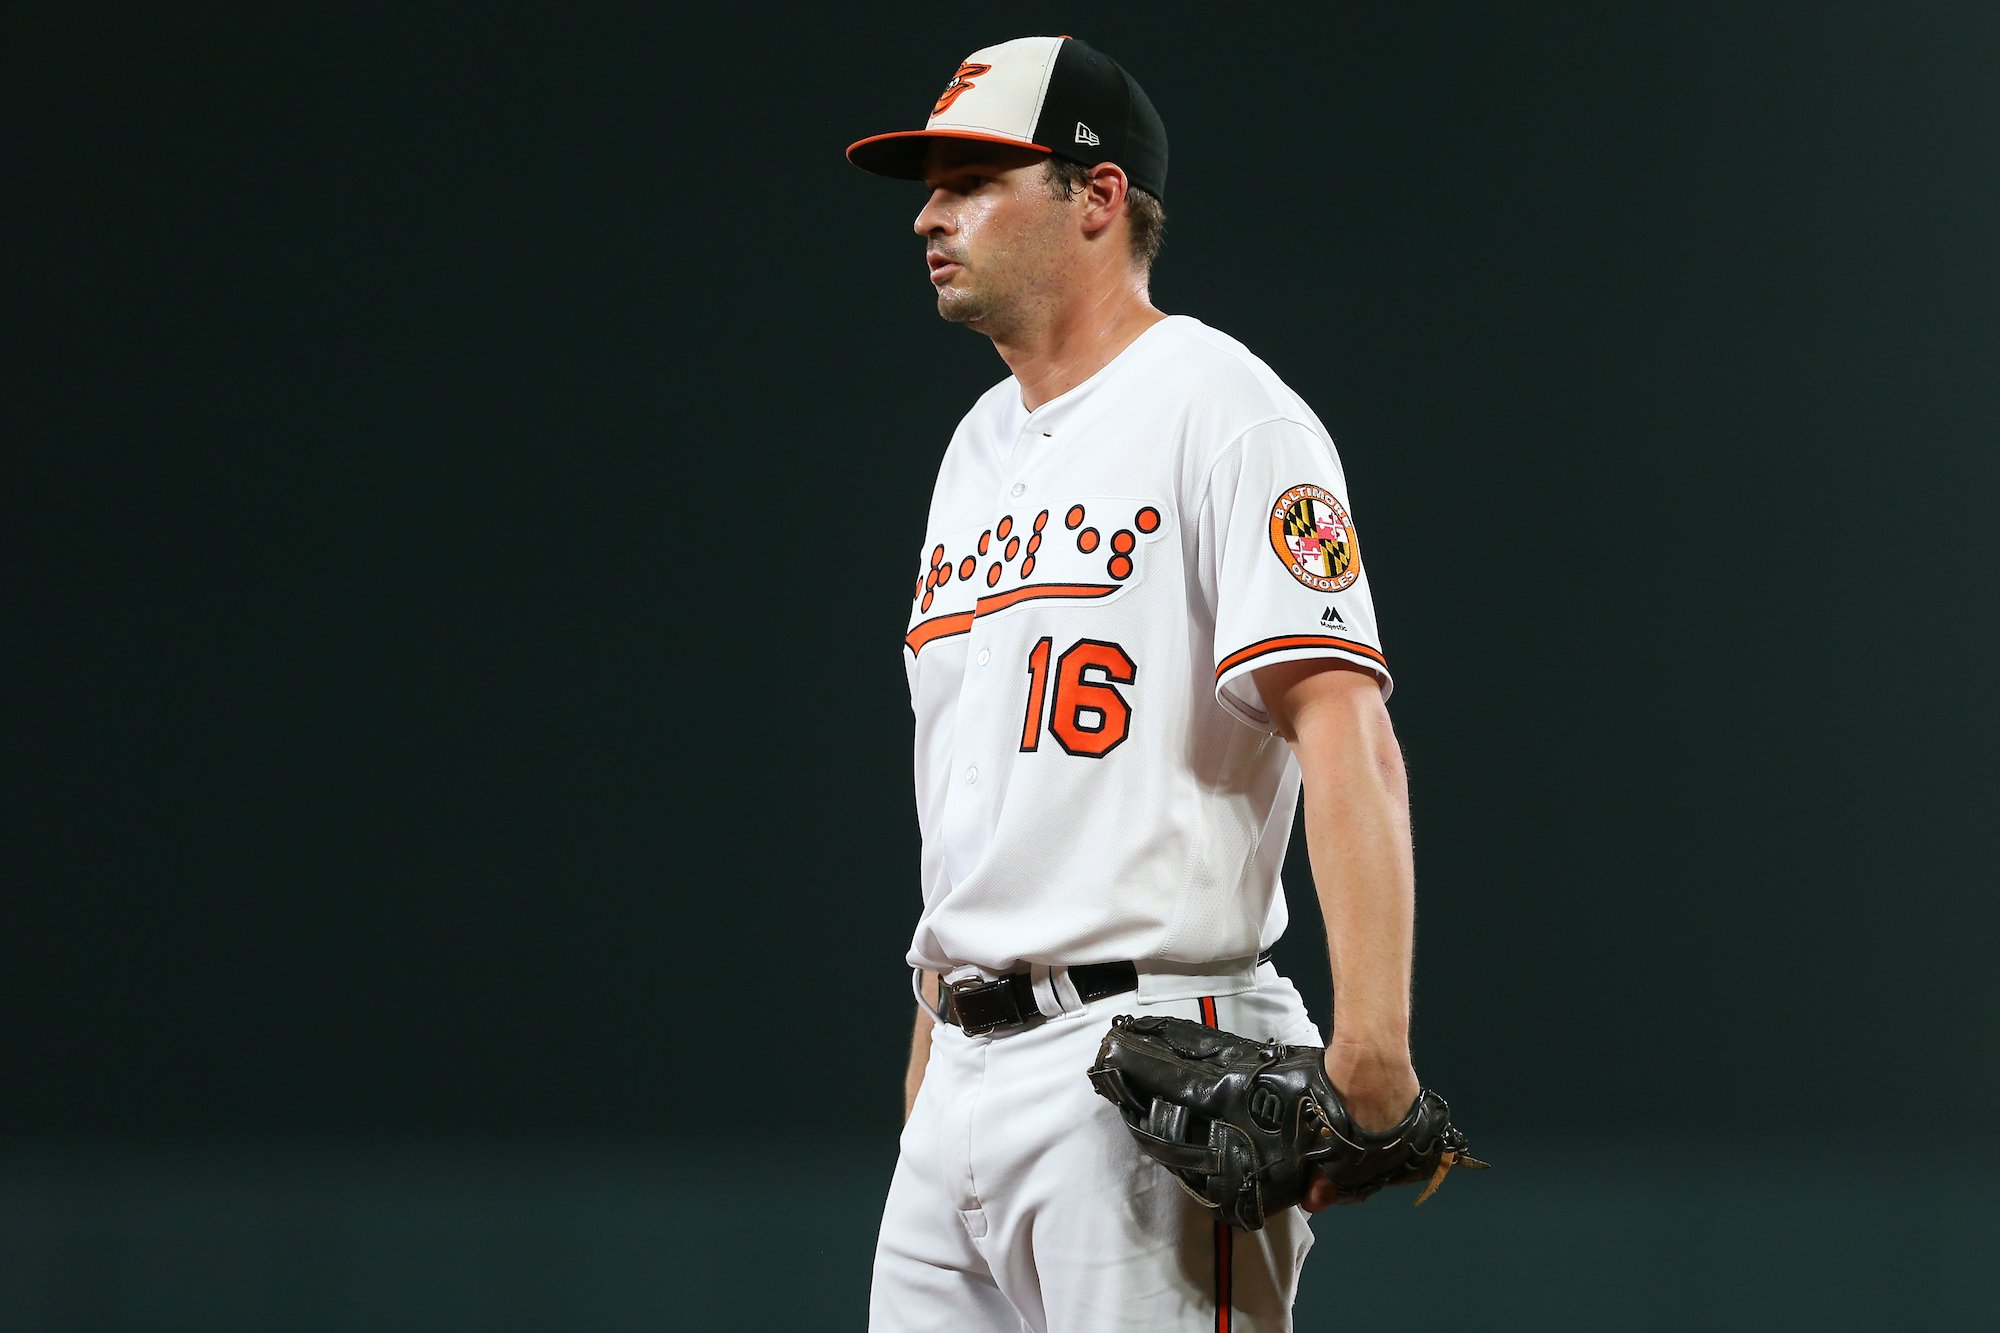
[1087,1013,1488,1231]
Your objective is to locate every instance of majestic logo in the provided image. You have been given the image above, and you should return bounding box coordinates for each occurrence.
[931,61,992,118]
[1075,121,1100,146]
[1320,605,1346,628]
[1268,483,1360,593]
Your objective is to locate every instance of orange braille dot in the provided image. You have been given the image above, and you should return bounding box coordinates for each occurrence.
[1078,528,1100,553]
[959,556,976,580]
[997,516,1013,540]
[986,562,1003,588]
[1136,507,1160,533]
[922,589,936,610]
[1021,555,1037,577]
[1005,537,1020,561]
[1034,510,1049,533]
[913,579,923,602]
[1108,555,1133,580]
[931,544,945,567]
[979,531,992,555]
[1066,505,1085,529]
[1026,533,1042,555]
[1112,530,1135,555]
[938,563,953,585]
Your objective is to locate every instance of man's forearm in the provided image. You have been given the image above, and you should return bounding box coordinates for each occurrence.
[1296,694,1415,1055]
[904,971,939,1121]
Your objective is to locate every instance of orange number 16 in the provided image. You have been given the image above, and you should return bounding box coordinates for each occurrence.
[1019,637,1137,757]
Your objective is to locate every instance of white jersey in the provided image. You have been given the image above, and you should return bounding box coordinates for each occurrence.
[902,315,1390,976]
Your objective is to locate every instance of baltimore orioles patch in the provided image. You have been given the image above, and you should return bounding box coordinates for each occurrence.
[1268,483,1359,592]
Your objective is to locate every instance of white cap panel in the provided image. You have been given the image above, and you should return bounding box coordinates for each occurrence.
[926,36,1064,141]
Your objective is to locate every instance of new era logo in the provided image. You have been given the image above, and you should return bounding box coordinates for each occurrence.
[1320,606,1346,627]
[1075,122,1100,146]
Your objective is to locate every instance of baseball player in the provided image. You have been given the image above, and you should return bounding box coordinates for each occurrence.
[851,36,1428,1332]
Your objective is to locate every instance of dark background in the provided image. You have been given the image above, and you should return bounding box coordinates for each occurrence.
[8,3,1997,1328]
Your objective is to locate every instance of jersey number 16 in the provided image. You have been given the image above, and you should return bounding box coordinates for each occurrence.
[1019,637,1136,758]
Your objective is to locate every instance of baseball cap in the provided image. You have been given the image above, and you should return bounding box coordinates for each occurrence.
[847,35,1168,201]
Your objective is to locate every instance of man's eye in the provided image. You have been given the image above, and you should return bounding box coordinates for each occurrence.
[921,174,989,195]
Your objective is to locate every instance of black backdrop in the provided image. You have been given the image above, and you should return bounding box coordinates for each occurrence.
[9,3,1998,1327]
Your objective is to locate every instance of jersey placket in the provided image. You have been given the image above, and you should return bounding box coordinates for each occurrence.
[945,415,1069,898]
[935,419,1043,893]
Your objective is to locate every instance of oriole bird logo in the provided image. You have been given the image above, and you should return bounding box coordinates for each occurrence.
[932,62,992,118]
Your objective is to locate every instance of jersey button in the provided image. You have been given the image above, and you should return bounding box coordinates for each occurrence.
[965,766,978,785]
[1010,482,1026,497]
[976,648,990,666]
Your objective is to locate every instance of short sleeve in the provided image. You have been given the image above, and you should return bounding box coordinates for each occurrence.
[1198,418,1391,729]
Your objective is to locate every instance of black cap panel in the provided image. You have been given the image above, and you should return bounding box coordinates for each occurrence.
[1034,38,1168,201]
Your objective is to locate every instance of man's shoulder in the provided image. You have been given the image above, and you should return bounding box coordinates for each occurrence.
[1149,316,1325,443]
[1146,315,1298,395]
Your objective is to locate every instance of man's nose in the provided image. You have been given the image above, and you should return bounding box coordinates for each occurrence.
[913,190,953,237]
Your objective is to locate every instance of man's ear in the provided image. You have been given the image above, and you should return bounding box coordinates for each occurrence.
[1078,163,1131,237]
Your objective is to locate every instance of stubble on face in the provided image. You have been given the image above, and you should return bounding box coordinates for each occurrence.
[924,154,1076,341]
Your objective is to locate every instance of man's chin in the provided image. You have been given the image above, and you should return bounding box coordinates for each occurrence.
[935,289,985,327]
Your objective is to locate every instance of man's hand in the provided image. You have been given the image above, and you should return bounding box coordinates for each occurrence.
[1302,1045,1423,1211]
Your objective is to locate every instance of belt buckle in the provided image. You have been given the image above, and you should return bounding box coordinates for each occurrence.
[948,975,1026,1037]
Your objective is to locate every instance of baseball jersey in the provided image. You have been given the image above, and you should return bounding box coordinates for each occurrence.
[902,315,1390,975]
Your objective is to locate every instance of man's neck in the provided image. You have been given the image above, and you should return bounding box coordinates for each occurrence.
[991,288,1168,413]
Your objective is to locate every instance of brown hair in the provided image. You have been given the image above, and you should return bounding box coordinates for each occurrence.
[1045,158,1166,268]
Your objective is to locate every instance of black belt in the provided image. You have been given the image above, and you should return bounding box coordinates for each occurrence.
[939,950,1275,1037]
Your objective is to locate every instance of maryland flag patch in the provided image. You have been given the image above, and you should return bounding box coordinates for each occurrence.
[1268,483,1359,592]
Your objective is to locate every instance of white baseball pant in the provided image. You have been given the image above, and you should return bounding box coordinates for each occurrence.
[869,958,1322,1332]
